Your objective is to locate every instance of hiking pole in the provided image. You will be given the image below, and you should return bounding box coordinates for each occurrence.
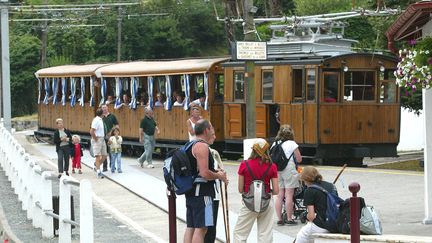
[224,182,231,243]
[333,164,347,184]
[221,181,229,243]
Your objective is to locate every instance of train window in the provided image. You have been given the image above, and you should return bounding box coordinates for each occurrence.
[155,76,166,96]
[192,74,204,98]
[380,70,397,103]
[380,82,397,103]
[343,71,375,101]
[214,73,224,102]
[323,72,339,102]
[292,69,304,101]
[234,71,245,100]
[306,68,316,101]
[262,70,273,101]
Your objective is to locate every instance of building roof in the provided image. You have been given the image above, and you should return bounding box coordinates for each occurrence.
[386,1,432,52]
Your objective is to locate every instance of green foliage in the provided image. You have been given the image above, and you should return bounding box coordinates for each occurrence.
[294,0,350,15]
[400,88,423,116]
[9,34,41,117]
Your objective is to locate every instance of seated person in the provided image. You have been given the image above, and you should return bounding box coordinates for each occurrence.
[105,95,114,105]
[323,89,337,102]
[191,93,205,107]
[173,93,184,107]
[138,95,148,106]
[122,94,130,105]
[155,93,165,107]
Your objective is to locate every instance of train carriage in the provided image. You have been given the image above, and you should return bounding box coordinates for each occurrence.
[35,58,230,154]
[222,53,400,164]
[34,44,400,164]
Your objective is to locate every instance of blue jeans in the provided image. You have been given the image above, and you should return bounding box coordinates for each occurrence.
[110,152,122,172]
[139,134,155,165]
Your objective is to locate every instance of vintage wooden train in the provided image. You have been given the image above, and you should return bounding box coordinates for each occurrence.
[34,50,400,165]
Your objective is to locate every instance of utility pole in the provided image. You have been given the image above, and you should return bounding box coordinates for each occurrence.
[243,0,256,138]
[40,0,48,68]
[1,0,11,131]
[117,6,122,62]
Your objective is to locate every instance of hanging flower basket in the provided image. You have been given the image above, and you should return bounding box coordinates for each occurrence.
[395,37,432,91]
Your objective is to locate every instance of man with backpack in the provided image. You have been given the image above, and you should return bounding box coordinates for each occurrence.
[295,166,341,243]
[183,119,228,243]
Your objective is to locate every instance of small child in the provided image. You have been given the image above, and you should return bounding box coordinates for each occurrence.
[71,135,83,174]
[108,127,123,173]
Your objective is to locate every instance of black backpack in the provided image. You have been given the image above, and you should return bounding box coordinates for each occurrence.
[163,140,198,195]
[336,197,366,234]
[269,140,295,171]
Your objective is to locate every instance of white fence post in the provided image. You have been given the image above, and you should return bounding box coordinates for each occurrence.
[32,163,43,229]
[80,179,94,243]
[59,176,72,243]
[41,171,54,238]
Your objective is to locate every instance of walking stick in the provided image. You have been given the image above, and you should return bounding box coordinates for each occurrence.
[333,164,347,184]
[224,182,230,243]
[212,148,230,243]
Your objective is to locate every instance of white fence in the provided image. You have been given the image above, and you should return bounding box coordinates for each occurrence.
[0,125,94,243]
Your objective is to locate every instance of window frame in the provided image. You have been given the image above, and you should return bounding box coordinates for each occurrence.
[306,67,317,102]
[214,72,224,103]
[261,69,274,102]
[233,70,245,102]
[321,71,340,103]
[292,67,305,102]
[379,69,398,103]
[342,69,377,102]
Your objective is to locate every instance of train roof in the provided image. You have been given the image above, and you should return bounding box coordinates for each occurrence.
[94,57,230,78]
[35,64,109,78]
[223,52,397,66]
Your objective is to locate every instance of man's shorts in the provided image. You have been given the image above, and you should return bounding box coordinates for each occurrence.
[91,137,107,156]
[186,195,214,228]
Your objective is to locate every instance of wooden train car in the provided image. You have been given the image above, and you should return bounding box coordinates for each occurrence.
[35,58,229,154]
[222,53,400,164]
[35,53,400,164]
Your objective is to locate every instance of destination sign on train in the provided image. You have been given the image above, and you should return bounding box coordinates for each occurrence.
[236,41,267,60]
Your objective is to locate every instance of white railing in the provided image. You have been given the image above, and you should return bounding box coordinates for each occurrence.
[0,124,94,243]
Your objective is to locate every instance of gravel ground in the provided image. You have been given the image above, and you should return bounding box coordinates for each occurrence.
[0,167,148,243]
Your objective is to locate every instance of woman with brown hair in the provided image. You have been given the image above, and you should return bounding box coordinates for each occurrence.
[272,124,302,225]
[295,166,338,243]
[233,138,279,243]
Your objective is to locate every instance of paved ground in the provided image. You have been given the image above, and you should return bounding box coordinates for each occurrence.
[1,129,431,243]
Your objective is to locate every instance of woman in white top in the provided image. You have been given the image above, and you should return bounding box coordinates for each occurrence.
[273,124,302,225]
[186,105,202,141]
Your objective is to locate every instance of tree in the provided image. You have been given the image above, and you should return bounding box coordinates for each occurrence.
[9,34,41,117]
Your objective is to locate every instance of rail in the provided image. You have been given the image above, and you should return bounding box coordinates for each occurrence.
[0,124,94,243]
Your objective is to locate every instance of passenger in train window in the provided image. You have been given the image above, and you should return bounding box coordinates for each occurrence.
[191,93,205,107]
[138,93,148,106]
[173,92,185,106]
[187,105,203,141]
[154,93,165,107]
[323,89,337,102]
[105,95,114,105]
[122,94,130,106]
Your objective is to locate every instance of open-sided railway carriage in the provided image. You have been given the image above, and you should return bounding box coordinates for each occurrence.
[35,52,400,164]
[35,58,229,155]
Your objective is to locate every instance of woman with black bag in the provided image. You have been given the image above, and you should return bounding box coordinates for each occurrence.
[272,125,302,226]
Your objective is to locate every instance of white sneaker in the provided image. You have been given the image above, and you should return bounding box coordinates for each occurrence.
[147,164,154,169]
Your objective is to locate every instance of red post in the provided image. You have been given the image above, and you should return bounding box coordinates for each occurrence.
[168,189,177,243]
[349,182,361,243]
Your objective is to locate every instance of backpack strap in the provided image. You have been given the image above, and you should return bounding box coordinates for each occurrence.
[309,184,329,194]
[245,160,272,181]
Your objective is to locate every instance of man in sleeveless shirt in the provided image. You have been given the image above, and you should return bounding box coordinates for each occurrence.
[183,119,228,243]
